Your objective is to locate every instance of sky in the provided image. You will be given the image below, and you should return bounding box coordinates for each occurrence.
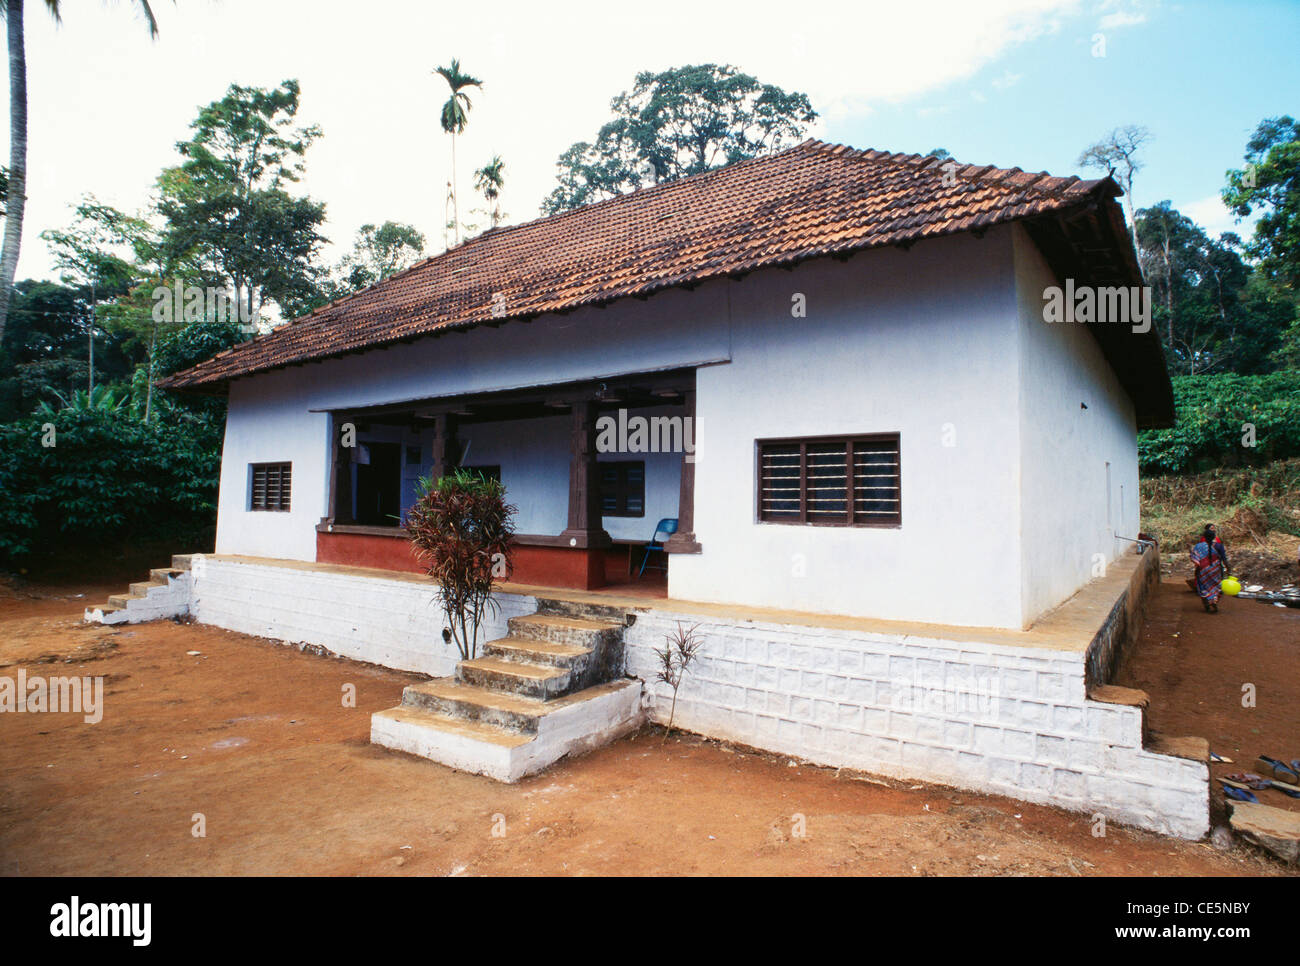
[12,0,1299,281]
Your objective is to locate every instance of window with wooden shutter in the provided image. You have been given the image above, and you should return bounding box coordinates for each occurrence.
[598,460,645,518]
[250,462,292,512]
[757,434,900,527]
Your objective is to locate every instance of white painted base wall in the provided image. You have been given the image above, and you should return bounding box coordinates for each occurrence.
[625,610,1208,839]
[104,555,1205,839]
[189,557,537,677]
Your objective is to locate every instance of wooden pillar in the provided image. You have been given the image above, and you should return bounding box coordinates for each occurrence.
[328,413,355,526]
[665,388,701,553]
[430,413,458,483]
[560,399,609,549]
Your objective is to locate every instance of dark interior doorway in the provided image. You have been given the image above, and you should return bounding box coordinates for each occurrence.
[354,441,402,525]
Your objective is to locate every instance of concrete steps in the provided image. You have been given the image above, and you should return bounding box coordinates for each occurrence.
[457,655,572,699]
[482,635,591,666]
[85,554,196,625]
[371,601,643,781]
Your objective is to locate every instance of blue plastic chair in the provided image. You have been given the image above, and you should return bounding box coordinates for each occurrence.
[637,518,678,577]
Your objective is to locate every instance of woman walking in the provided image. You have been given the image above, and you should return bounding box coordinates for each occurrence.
[1190,524,1229,613]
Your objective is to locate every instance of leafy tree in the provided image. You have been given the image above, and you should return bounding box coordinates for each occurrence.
[157,79,327,322]
[1223,115,1300,288]
[473,155,505,228]
[432,59,482,245]
[337,220,425,289]
[542,64,817,214]
[1135,201,1291,375]
[41,196,216,420]
[39,198,142,392]
[0,0,163,349]
[1078,125,1152,247]
[152,313,247,377]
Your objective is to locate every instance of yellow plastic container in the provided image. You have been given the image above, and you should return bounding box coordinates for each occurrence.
[1222,576,1241,596]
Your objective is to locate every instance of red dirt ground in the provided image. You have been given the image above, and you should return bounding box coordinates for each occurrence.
[1115,578,1300,823]
[0,577,1293,876]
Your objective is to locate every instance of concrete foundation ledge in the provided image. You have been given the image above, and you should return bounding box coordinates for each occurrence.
[625,592,1209,840]
[95,551,1207,838]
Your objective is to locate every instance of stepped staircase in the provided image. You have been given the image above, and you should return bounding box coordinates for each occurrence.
[85,554,196,625]
[371,599,644,782]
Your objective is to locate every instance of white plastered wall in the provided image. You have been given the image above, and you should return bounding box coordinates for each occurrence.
[669,228,1028,629]
[1013,224,1141,625]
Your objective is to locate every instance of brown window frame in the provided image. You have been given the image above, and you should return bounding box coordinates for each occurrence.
[598,460,646,518]
[250,461,292,512]
[756,433,901,528]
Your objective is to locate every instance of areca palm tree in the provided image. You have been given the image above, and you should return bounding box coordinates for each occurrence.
[432,58,481,245]
[473,155,505,228]
[0,0,163,347]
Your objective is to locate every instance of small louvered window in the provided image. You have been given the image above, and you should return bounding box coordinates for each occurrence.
[250,462,292,512]
[757,435,900,526]
[599,461,645,518]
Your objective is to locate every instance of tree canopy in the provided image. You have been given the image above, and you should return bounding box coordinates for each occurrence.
[1223,115,1300,288]
[157,79,328,321]
[542,64,817,214]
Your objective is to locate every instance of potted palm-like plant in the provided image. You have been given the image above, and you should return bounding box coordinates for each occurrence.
[406,468,516,661]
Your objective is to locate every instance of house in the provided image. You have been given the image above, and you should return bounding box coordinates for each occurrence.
[122,140,1207,837]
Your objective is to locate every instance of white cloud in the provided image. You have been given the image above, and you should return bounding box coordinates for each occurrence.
[14,0,1087,280]
[1097,0,1152,30]
[1181,194,1253,240]
[992,70,1024,90]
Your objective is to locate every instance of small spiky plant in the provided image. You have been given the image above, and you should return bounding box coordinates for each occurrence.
[655,621,703,742]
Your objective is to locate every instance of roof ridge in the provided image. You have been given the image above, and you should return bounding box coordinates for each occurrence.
[810,140,1093,201]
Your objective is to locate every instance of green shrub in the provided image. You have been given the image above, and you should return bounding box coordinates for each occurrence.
[1138,372,1300,474]
[0,403,223,563]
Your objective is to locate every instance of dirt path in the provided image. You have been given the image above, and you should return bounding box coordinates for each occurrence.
[1115,578,1300,823]
[0,580,1289,876]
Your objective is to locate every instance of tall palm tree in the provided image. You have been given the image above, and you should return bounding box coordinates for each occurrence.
[432,58,481,246]
[0,0,162,347]
[473,155,505,228]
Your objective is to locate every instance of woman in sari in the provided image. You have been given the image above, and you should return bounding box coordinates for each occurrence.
[1190,524,1229,613]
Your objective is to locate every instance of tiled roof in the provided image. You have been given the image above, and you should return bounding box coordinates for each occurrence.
[160,139,1118,391]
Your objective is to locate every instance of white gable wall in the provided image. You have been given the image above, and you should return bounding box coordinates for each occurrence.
[216,372,331,561]
[1013,224,1140,624]
[668,228,1028,629]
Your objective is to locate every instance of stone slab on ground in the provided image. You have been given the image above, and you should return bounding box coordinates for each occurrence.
[1227,800,1300,863]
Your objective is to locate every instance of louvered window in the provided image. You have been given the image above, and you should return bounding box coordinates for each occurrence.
[757,435,900,526]
[599,461,645,517]
[250,462,292,512]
